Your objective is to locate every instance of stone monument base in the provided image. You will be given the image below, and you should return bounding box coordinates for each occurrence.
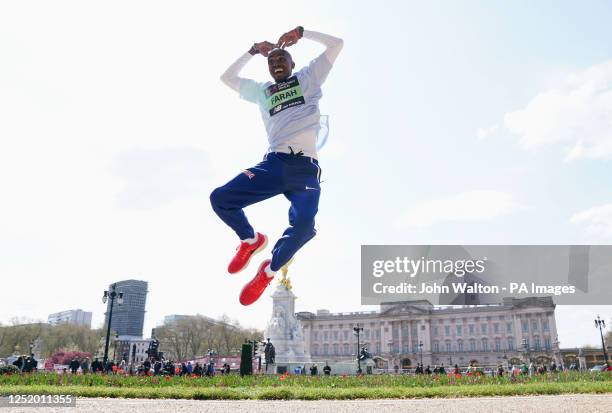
[264,362,309,375]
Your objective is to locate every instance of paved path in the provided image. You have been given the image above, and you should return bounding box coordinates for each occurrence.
[1,394,611,413]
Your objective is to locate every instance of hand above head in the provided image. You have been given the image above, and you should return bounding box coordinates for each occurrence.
[277,26,304,49]
[249,41,276,56]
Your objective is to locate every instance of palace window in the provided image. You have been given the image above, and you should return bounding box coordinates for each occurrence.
[532,320,538,332]
[481,339,488,351]
[456,325,462,336]
[494,323,499,333]
[469,339,476,352]
[495,338,501,352]
[545,337,551,351]
[508,338,514,351]
[507,322,513,333]
[543,320,549,332]
[433,342,439,352]
[522,320,529,333]
[458,341,464,352]
[534,337,541,351]
[481,324,487,334]
[445,326,450,337]
[446,341,451,352]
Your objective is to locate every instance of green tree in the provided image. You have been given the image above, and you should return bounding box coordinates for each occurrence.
[0,322,103,359]
[155,315,262,361]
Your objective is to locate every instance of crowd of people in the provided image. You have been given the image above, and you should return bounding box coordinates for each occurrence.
[514,360,562,376]
[8,352,601,378]
[11,354,38,373]
[59,355,234,377]
[289,363,331,376]
[393,360,568,377]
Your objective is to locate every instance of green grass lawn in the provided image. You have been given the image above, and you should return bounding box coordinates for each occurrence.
[1,372,610,400]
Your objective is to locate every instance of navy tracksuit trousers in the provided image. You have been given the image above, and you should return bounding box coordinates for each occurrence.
[210,152,322,272]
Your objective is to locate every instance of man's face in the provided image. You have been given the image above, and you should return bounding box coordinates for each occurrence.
[268,50,295,82]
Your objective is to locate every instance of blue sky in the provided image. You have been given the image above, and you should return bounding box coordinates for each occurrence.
[1,1,611,348]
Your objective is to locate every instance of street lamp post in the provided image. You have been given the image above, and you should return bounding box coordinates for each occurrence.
[522,338,529,363]
[102,284,124,365]
[419,341,423,366]
[353,324,363,374]
[594,315,609,367]
[113,333,119,361]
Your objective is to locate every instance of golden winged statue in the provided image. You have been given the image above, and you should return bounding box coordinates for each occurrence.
[278,257,294,290]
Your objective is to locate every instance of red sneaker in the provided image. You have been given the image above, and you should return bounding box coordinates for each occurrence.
[228,232,268,274]
[239,259,274,306]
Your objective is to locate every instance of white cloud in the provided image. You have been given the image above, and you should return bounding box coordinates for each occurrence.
[503,60,612,160]
[570,204,612,236]
[476,124,498,140]
[401,190,522,227]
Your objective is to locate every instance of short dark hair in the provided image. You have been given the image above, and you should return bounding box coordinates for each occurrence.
[267,48,292,60]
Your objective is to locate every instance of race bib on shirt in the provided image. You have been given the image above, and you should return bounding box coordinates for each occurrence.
[264,76,305,116]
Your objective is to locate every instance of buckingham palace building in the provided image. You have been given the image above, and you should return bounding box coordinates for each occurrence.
[297,296,560,370]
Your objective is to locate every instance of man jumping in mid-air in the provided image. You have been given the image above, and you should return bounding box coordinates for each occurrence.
[211,26,343,306]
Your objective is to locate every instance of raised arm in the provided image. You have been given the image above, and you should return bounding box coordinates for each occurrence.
[220,52,253,92]
[277,27,343,62]
[277,27,344,85]
[220,41,275,94]
[302,29,344,65]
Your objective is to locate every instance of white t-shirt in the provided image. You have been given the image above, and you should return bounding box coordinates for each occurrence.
[220,30,343,159]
